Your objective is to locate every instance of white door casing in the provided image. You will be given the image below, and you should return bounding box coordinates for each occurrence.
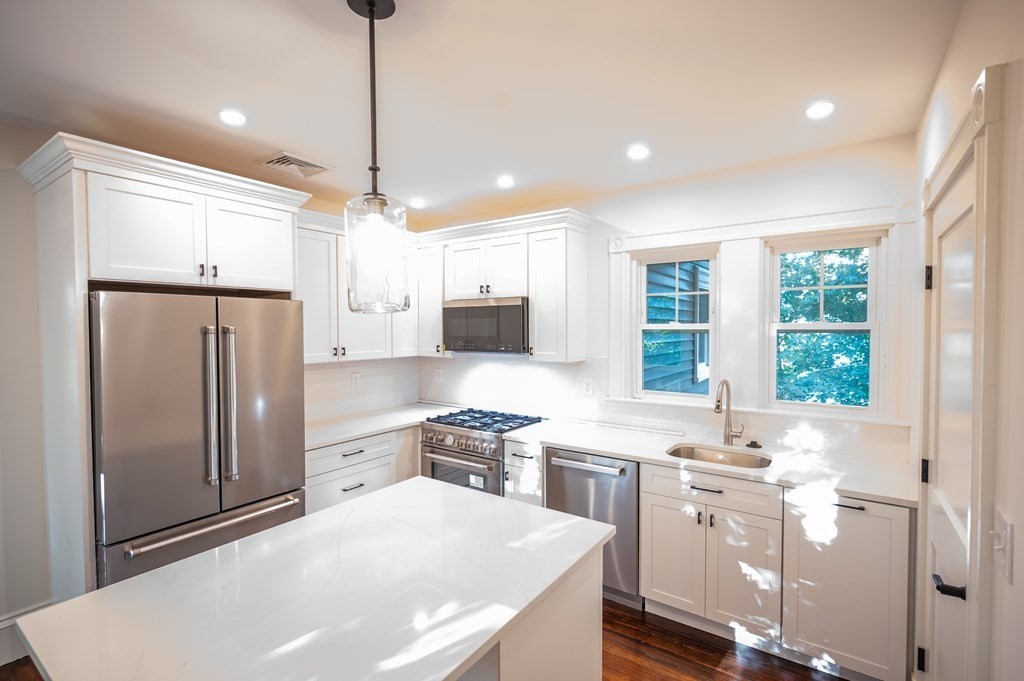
[919,65,1004,681]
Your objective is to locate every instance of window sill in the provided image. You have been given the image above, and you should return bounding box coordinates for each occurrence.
[604,396,913,428]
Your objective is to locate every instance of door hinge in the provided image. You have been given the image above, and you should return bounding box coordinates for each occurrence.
[925,265,933,290]
[921,458,931,483]
[917,646,927,672]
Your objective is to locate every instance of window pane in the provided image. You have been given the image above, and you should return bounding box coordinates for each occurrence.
[823,287,868,323]
[678,260,711,292]
[646,263,676,294]
[776,331,870,407]
[646,295,676,324]
[677,293,710,324]
[780,251,820,288]
[643,330,710,395]
[823,248,869,286]
[780,289,820,323]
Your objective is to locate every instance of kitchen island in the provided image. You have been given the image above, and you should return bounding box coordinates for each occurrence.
[16,477,615,681]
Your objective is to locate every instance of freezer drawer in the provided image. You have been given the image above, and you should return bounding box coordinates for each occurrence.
[98,491,305,586]
[546,448,639,596]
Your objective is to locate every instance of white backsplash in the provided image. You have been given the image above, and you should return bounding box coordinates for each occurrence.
[304,358,420,423]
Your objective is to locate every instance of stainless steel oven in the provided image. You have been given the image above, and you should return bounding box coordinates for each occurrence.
[420,409,542,496]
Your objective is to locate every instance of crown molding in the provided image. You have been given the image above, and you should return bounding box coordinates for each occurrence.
[17,132,311,208]
[415,208,598,245]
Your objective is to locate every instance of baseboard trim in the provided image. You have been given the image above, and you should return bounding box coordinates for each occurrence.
[0,601,50,631]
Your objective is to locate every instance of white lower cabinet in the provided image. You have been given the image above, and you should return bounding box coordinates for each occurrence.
[640,465,783,641]
[304,431,399,514]
[503,441,543,506]
[782,496,910,681]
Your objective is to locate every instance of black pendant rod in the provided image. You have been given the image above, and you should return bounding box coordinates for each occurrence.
[367,2,380,196]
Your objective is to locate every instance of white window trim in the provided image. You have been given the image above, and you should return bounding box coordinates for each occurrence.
[764,234,888,415]
[632,247,720,403]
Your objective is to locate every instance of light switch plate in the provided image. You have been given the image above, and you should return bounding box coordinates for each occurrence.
[994,506,1013,584]
[581,377,593,396]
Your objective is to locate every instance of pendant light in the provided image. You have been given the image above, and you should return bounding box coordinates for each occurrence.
[344,0,409,314]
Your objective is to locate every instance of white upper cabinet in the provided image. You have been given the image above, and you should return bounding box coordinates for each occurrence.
[418,246,445,356]
[782,497,909,681]
[295,228,339,363]
[527,229,587,362]
[87,174,206,286]
[205,197,294,290]
[336,235,391,361]
[390,242,419,358]
[444,234,528,300]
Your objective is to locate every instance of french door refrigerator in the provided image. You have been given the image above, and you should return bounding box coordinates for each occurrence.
[90,291,306,586]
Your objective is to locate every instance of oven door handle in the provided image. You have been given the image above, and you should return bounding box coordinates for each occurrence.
[424,451,494,471]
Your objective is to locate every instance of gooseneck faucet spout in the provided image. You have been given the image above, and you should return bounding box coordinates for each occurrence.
[714,379,744,446]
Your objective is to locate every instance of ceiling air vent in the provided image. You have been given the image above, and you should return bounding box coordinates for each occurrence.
[259,152,333,178]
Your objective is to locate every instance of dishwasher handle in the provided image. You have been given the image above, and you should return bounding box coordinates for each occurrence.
[550,457,624,477]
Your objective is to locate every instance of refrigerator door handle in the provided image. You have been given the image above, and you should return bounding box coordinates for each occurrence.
[223,324,239,481]
[204,326,219,486]
[123,496,301,559]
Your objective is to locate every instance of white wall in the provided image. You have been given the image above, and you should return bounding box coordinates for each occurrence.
[305,359,420,424]
[913,2,1024,678]
[0,121,52,663]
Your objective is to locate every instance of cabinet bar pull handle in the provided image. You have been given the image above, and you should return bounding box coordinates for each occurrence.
[222,325,239,481]
[212,264,218,278]
[697,511,702,525]
[203,326,219,486]
[342,483,365,493]
[479,285,485,294]
[709,513,715,528]
[199,263,205,277]
[690,485,724,494]
[511,453,534,459]
[341,347,347,356]
[932,574,967,600]
[436,344,441,353]
[342,449,365,458]
[486,284,491,293]
[833,503,867,511]
[333,347,338,357]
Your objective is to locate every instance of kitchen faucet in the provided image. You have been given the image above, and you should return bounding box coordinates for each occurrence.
[714,379,744,446]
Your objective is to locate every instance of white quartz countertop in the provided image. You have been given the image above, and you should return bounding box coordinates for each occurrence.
[305,402,458,450]
[505,419,919,508]
[17,478,615,681]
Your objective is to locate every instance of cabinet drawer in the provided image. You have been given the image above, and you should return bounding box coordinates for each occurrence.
[305,431,397,478]
[641,464,783,519]
[305,454,396,514]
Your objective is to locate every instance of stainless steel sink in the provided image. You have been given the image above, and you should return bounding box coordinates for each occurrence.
[665,445,771,468]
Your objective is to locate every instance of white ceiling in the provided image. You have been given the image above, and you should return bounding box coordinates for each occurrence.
[0,0,963,228]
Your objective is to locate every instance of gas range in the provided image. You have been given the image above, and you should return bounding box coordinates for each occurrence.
[421,409,542,461]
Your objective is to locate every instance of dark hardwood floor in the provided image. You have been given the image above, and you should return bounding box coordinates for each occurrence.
[1,600,828,680]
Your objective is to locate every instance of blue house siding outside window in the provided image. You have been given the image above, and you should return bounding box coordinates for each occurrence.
[642,260,711,395]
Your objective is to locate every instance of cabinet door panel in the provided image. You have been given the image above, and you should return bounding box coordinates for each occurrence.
[528,230,566,362]
[640,492,705,616]
[87,174,206,285]
[485,234,528,297]
[337,237,390,360]
[444,241,486,300]
[206,197,294,290]
[418,247,445,355]
[391,242,419,357]
[705,506,782,640]
[295,229,338,363]
[782,497,909,681]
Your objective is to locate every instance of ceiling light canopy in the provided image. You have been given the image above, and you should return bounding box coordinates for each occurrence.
[344,0,409,315]
[496,174,516,189]
[218,109,247,127]
[805,100,835,120]
[627,143,650,160]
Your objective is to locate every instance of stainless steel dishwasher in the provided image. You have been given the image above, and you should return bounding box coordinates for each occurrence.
[546,448,639,603]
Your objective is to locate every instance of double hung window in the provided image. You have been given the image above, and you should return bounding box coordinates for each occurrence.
[769,240,879,409]
[639,256,715,397]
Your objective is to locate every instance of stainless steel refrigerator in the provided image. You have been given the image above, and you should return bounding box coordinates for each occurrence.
[90,291,306,586]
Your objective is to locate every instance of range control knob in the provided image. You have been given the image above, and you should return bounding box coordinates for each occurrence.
[443,433,455,447]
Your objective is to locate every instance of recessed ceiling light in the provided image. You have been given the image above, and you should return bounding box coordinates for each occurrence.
[496,174,516,189]
[627,143,650,160]
[409,197,427,209]
[805,101,835,120]
[218,109,247,127]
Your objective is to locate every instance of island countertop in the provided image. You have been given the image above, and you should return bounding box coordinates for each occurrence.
[16,478,615,681]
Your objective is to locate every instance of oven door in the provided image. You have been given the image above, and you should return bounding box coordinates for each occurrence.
[421,446,504,496]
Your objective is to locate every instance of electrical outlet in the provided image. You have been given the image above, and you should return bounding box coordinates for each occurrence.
[434,368,443,382]
[351,372,360,388]
[581,377,594,396]
[993,507,1014,584]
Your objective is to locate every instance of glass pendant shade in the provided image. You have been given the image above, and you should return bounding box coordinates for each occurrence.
[344,193,410,313]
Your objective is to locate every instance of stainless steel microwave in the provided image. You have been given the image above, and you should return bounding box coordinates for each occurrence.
[442,297,529,354]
